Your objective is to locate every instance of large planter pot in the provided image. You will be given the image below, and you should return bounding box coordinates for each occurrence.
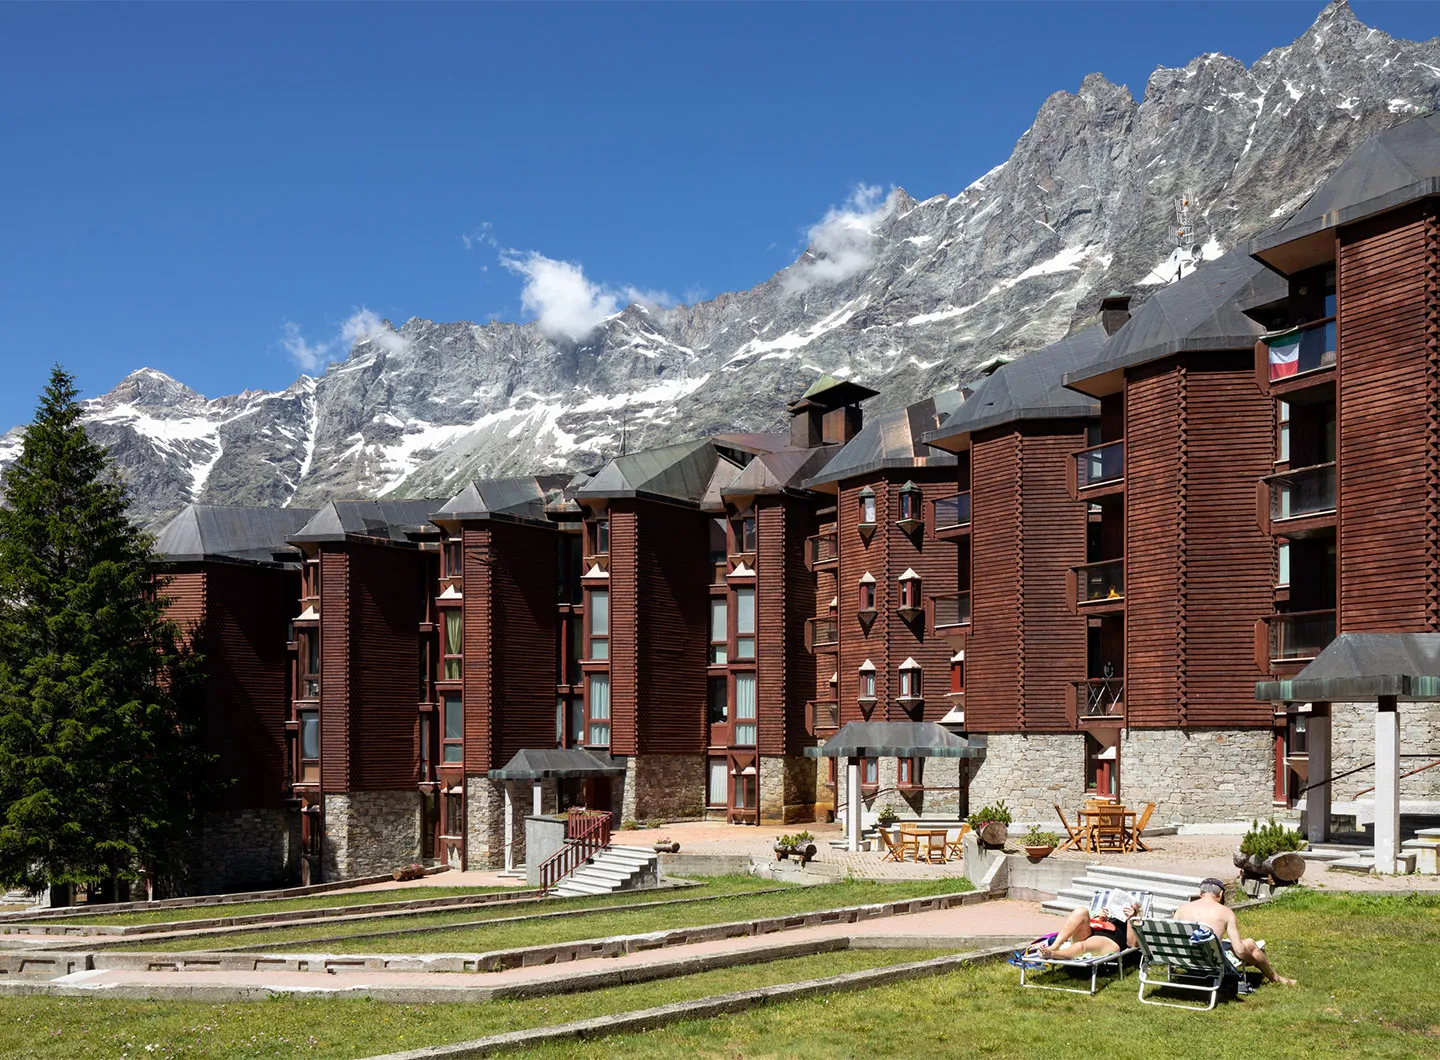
[977,821,1009,848]
[1023,845,1054,860]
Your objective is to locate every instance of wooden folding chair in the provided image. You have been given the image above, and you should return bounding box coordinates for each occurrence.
[1092,807,1128,852]
[1128,802,1157,853]
[878,828,905,863]
[898,822,920,862]
[921,830,948,864]
[1055,803,1086,851]
[946,823,971,859]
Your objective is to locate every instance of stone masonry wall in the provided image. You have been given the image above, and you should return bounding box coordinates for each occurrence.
[1121,727,1274,824]
[621,754,705,824]
[322,790,421,880]
[197,807,299,895]
[835,756,969,824]
[1329,701,1440,800]
[465,776,542,870]
[966,733,1087,822]
[759,755,821,824]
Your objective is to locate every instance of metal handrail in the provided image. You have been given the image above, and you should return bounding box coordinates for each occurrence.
[806,532,838,568]
[1074,677,1124,716]
[933,493,972,530]
[538,808,612,893]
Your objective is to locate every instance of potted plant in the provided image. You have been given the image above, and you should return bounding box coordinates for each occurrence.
[967,800,1013,848]
[652,836,680,854]
[774,831,819,865]
[875,805,899,832]
[1234,819,1307,884]
[1019,826,1060,860]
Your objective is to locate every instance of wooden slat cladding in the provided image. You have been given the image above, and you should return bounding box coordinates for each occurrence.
[1338,206,1436,633]
[203,563,299,809]
[607,504,640,756]
[347,542,426,791]
[837,477,887,724]
[490,522,560,764]
[162,568,207,636]
[1180,355,1274,727]
[1015,426,1089,730]
[968,431,1022,729]
[908,475,962,723]
[636,504,709,755]
[1125,363,1183,727]
[320,550,351,792]
[462,526,496,770]
[780,497,819,753]
[756,499,790,755]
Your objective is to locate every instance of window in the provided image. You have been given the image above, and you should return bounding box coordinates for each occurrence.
[898,665,922,698]
[567,696,585,747]
[898,487,919,521]
[1085,732,1117,798]
[443,538,463,580]
[858,578,876,611]
[589,517,610,556]
[587,673,611,747]
[588,589,609,660]
[899,575,921,609]
[708,675,728,725]
[708,758,728,806]
[442,693,463,764]
[443,609,463,680]
[302,560,320,600]
[297,630,320,700]
[861,757,879,788]
[1277,401,1290,463]
[1288,714,1309,756]
[442,791,463,837]
[950,656,965,694]
[734,587,756,660]
[734,672,757,746]
[420,712,432,778]
[859,491,877,524]
[709,597,729,665]
[898,758,920,788]
[859,666,876,699]
[557,534,583,603]
[734,771,757,809]
[298,709,320,783]
[1277,542,1291,587]
[826,758,837,787]
[1322,267,1336,318]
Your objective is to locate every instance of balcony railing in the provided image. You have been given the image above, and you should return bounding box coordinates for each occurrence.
[806,531,838,570]
[933,493,972,531]
[1265,318,1336,383]
[806,616,839,651]
[1265,462,1336,523]
[1268,608,1336,664]
[1074,677,1125,719]
[1072,559,1124,607]
[932,591,972,630]
[1073,440,1124,492]
[809,699,839,731]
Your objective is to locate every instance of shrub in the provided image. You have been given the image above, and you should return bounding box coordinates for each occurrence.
[1020,826,1060,847]
[620,819,640,831]
[1239,818,1307,860]
[967,800,1013,831]
[777,831,816,848]
[876,806,899,829]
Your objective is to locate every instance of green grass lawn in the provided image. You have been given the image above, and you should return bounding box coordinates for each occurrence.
[122,876,971,954]
[509,890,1440,1060]
[0,947,952,1059]
[13,886,519,928]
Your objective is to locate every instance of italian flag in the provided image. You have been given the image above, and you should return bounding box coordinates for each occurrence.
[1266,330,1301,379]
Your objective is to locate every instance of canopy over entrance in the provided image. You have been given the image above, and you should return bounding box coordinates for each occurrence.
[1255,633,1440,874]
[487,748,625,782]
[804,721,987,761]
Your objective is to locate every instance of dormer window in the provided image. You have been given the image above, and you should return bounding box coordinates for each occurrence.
[858,659,876,700]
[858,487,877,526]
[897,569,923,618]
[896,481,922,532]
[732,512,757,554]
[858,573,876,612]
[898,658,923,699]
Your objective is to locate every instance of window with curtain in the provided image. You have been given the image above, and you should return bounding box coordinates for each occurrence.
[858,580,875,611]
[589,589,609,660]
[442,693,463,763]
[862,757,879,786]
[709,596,728,664]
[735,587,755,660]
[588,673,611,747]
[734,672,756,746]
[860,492,876,523]
[707,758,727,806]
[443,609,463,680]
[860,668,876,698]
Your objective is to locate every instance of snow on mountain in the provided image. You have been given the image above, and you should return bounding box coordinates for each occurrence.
[5,1,1439,523]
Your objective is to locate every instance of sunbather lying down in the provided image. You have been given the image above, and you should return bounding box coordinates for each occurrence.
[1038,901,1139,959]
[1175,878,1296,986]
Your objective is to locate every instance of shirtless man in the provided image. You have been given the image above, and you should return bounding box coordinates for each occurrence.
[1174,878,1296,986]
[1037,899,1139,959]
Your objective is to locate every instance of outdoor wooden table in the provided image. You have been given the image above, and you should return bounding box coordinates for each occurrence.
[916,828,949,863]
[1079,807,1135,852]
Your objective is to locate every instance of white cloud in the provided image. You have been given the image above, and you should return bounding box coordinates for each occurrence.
[462,222,498,251]
[501,251,675,341]
[281,308,409,371]
[780,184,898,295]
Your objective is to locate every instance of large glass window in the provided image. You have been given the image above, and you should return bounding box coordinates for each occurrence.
[1277,401,1290,463]
[707,675,728,725]
[734,771,757,809]
[442,693,463,763]
[442,791,463,838]
[1277,541,1291,587]
[588,674,611,747]
[734,588,755,660]
[707,758,728,806]
[443,610,463,680]
[299,710,320,781]
[709,597,728,665]
[734,673,757,746]
[589,589,609,660]
[297,630,320,700]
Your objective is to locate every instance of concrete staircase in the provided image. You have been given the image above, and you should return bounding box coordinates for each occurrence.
[1040,864,1206,919]
[550,845,660,898]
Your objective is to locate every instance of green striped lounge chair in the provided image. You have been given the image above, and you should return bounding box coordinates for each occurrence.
[1133,918,1241,1010]
[1016,889,1153,996]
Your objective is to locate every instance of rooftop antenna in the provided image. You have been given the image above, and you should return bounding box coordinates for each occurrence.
[1171,195,1208,283]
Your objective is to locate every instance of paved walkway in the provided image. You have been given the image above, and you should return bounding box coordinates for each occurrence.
[43,899,1055,996]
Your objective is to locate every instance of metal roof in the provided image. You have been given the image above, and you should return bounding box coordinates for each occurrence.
[154,504,318,565]
[803,721,987,759]
[799,375,881,408]
[806,393,962,489]
[575,438,741,507]
[290,498,449,544]
[487,748,627,781]
[433,474,571,526]
[924,326,1107,445]
[1063,251,1287,391]
[722,445,840,497]
[1255,633,1440,703]
[1254,113,1440,256]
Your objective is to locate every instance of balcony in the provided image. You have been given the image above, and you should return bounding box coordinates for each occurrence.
[806,531,838,571]
[1261,462,1336,536]
[932,591,972,631]
[1070,559,1124,613]
[1261,609,1336,667]
[1069,441,1124,500]
[1071,678,1124,721]
[805,616,839,652]
[809,699,839,732]
[1262,318,1335,389]
[933,493,972,536]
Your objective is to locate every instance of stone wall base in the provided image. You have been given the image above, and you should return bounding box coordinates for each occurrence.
[465,776,538,871]
[1329,701,1440,800]
[322,790,421,880]
[621,754,705,824]
[1120,727,1274,823]
[966,732,1086,822]
[195,806,299,894]
[759,755,821,824]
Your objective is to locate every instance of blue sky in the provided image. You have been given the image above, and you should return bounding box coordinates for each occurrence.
[2,1,1436,428]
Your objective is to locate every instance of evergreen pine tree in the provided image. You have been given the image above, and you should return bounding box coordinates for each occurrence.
[0,366,209,896]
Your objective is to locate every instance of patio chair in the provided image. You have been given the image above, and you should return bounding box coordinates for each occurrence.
[878,828,906,863]
[1127,802,1157,853]
[920,829,947,864]
[945,824,970,859]
[1133,918,1241,1010]
[1015,890,1154,995]
[1054,803,1087,851]
[897,822,920,862]
[1091,807,1128,852]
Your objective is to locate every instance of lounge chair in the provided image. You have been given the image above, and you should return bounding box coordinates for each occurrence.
[1015,889,1153,995]
[1133,918,1243,1010]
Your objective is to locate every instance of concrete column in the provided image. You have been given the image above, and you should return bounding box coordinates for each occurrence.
[1305,704,1331,845]
[1375,696,1401,874]
[532,781,543,817]
[503,785,515,873]
[847,757,861,852]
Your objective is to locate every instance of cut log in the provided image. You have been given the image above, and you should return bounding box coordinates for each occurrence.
[978,821,1008,848]
[1265,852,1306,883]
